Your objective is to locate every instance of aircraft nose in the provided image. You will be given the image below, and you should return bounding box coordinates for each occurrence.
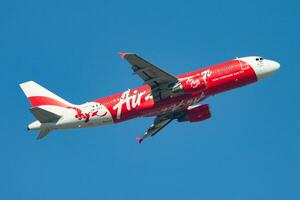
[269,60,280,72]
[262,59,280,79]
[253,59,280,80]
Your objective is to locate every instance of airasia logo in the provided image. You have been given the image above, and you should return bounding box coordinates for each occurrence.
[112,89,152,120]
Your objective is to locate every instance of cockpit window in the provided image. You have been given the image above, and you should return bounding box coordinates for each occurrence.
[256,57,264,61]
[256,58,259,61]
[259,57,264,60]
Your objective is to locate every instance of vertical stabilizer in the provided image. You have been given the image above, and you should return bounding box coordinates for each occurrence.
[19,81,73,107]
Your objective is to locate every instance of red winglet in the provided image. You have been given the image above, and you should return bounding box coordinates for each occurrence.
[136,137,143,144]
[118,52,126,59]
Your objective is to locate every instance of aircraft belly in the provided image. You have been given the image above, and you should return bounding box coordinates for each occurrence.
[139,92,207,117]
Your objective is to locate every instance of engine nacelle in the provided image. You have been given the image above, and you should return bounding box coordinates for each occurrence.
[180,76,206,94]
[178,104,211,122]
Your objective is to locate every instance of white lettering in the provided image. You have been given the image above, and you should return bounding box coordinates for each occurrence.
[186,78,200,88]
[201,69,212,82]
[113,90,146,119]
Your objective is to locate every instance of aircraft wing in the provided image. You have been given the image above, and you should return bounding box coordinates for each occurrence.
[119,53,181,101]
[136,115,173,143]
[136,111,186,143]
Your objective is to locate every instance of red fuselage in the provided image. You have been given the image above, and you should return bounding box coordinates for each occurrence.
[94,59,256,123]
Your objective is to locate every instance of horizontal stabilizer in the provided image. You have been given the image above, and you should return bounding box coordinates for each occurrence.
[37,129,51,140]
[30,107,61,123]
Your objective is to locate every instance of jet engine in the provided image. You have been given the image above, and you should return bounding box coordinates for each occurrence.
[178,104,211,122]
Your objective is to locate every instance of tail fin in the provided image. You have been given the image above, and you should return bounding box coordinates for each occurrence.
[19,81,73,108]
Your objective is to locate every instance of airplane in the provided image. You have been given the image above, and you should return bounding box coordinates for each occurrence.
[20,53,280,143]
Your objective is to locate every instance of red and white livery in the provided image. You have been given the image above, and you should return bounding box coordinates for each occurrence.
[20,53,280,142]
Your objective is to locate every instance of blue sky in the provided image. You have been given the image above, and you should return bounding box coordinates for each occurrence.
[1,0,299,199]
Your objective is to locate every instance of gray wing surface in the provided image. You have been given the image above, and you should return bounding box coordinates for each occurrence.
[120,53,182,101]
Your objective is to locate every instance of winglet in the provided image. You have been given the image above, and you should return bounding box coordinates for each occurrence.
[118,52,126,59]
[136,137,143,144]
